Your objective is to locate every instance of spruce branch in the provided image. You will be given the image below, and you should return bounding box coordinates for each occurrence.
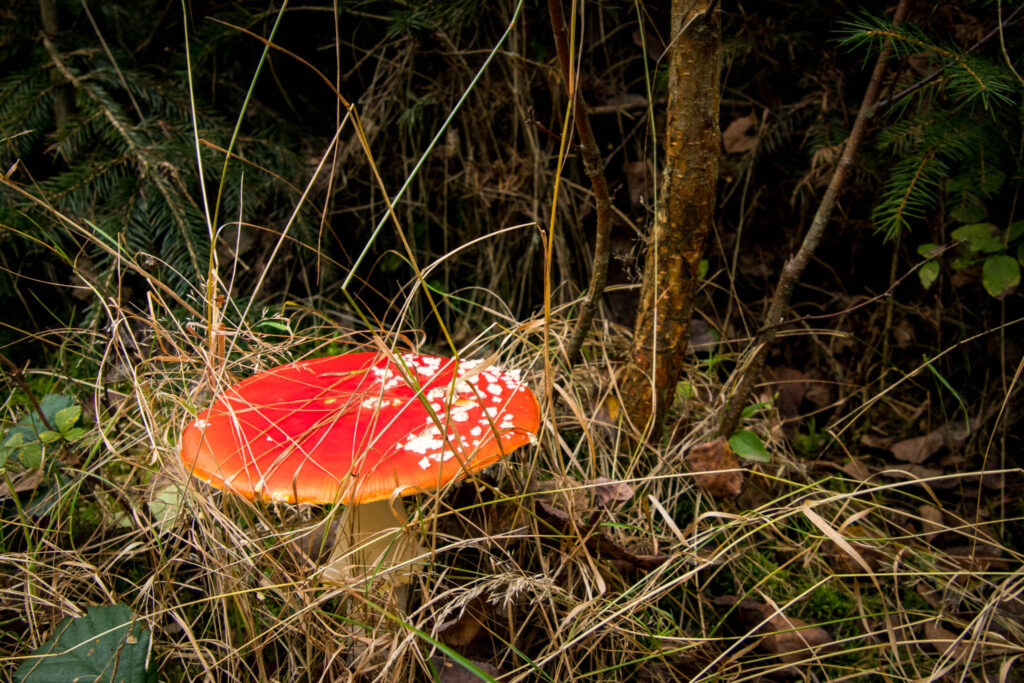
[719,0,912,438]
[549,0,613,366]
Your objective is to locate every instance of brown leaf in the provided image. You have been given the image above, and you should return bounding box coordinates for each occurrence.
[588,476,634,507]
[859,433,893,450]
[890,420,972,464]
[685,437,743,498]
[436,597,486,647]
[713,596,833,664]
[767,367,807,419]
[0,470,46,500]
[924,621,968,658]
[722,112,758,154]
[534,500,669,571]
[918,504,945,542]
[430,656,501,682]
[838,457,872,481]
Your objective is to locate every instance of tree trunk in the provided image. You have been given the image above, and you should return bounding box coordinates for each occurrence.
[39,0,73,128]
[618,0,720,438]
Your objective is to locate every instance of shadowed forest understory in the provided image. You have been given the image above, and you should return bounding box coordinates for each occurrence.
[1,1,1023,680]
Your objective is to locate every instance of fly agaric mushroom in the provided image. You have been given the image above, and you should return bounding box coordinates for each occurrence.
[179,351,540,588]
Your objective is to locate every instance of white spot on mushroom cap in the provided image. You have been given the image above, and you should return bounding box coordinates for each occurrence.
[404,431,445,454]
[193,418,209,430]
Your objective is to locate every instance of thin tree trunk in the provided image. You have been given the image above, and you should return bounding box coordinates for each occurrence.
[548,0,613,365]
[618,0,720,438]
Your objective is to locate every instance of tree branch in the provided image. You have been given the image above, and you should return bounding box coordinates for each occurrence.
[718,0,913,437]
[548,0,613,365]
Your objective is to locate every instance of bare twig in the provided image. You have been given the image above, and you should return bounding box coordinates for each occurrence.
[719,0,913,437]
[549,0,613,365]
[0,352,57,434]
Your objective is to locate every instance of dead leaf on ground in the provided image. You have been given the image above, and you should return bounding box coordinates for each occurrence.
[767,367,807,419]
[859,432,893,450]
[723,112,758,154]
[918,504,945,542]
[890,419,973,464]
[0,470,46,500]
[534,500,669,571]
[588,476,634,507]
[430,656,501,682]
[837,457,872,481]
[924,621,969,658]
[713,595,833,664]
[685,437,743,498]
[436,597,486,648]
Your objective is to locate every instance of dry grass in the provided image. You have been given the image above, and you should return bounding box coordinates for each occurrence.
[2,4,1023,682]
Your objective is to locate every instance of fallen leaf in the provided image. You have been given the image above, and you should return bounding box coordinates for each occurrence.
[859,433,893,450]
[0,470,46,500]
[588,477,634,507]
[890,419,973,464]
[838,458,871,481]
[918,504,945,542]
[430,656,501,682]
[714,596,833,665]
[534,500,669,571]
[767,367,807,419]
[924,621,969,658]
[436,597,486,648]
[722,112,758,154]
[685,437,743,498]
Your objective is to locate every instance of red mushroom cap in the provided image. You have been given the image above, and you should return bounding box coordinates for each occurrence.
[179,352,540,504]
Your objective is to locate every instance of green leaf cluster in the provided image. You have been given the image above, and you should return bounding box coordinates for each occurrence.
[0,394,84,472]
[916,220,1023,298]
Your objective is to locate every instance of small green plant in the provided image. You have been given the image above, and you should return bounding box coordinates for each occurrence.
[0,394,85,473]
[728,397,774,462]
[917,219,1023,298]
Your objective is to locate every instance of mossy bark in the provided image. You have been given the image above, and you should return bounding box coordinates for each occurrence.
[619,0,720,438]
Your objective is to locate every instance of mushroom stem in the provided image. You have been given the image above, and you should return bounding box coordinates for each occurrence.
[323,499,425,608]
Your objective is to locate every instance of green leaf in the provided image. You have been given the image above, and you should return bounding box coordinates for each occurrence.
[916,242,941,258]
[148,483,185,533]
[919,260,940,289]
[1017,243,1024,267]
[982,254,1020,298]
[1007,220,1024,243]
[947,196,986,224]
[675,380,695,400]
[1,432,25,467]
[729,430,771,463]
[740,400,772,419]
[62,428,87,443]
[697,259,709,280]
[38,431,61,445]
[8,395,74,445]
[951,223,1002,254]
[19,443,42,470]
[54,405,81,434]
[15,604,154,683]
